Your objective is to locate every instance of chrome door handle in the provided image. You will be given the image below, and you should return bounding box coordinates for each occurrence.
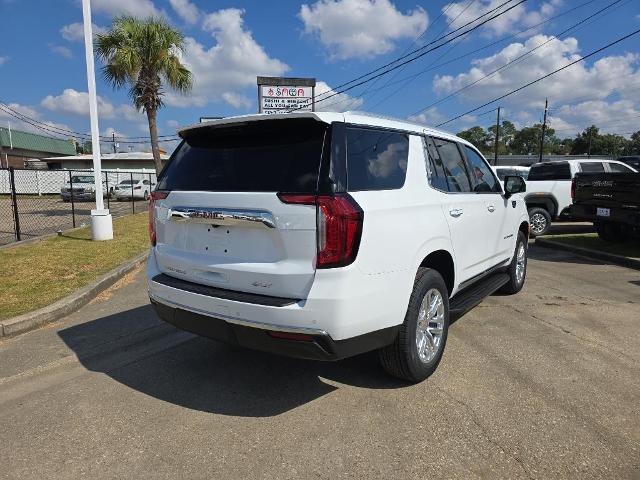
[449,208,463,217]
[487,205,495,213]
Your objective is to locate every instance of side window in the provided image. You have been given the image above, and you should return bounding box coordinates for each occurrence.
[143,180,150,185]
[580,162,604,173]
[423,137,449,191]
[346,127,409,191]
[433,138,472,192]
[609,162,632,173]
[462,145,500,193]
[528,162,571,181]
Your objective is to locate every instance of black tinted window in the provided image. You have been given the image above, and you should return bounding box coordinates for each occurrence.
[157,119,327,192]
[528,162,571,181]
[346,128,409,191]
[463,146,499,193]
[433,138,471,192]
[580,162,604,173]
[609,163,632,173]
[424,137,448,191]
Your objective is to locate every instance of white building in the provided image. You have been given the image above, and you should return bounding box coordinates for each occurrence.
[42,151,169,171]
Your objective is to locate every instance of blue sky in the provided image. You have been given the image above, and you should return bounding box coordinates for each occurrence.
[0,0,638,153]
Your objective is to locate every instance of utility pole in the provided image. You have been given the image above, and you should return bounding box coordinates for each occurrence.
[493,106,501,166]
[112,132,116,154]
[539,98,548,163]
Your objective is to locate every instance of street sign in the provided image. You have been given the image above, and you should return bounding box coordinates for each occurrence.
[257,77,316,114]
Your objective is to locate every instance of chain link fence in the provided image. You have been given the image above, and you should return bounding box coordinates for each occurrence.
[0,168,157,245]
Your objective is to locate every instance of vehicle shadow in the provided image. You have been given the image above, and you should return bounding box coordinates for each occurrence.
[546,222,595,235]
[528,244,605,266]
[57,305,409,417]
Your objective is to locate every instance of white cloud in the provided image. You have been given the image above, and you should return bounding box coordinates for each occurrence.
[90,0,162,18]
[49,45,73,59]
[0,102,74,138]
[41,89,145,124]
[0,56,8,66]
[433,35,640,109]
[166,119,180,129]
[408,107,446,125]
[299,0,428,60]
[165,8,288,108]
[60,22,107,42]
[169,0,200,25]
[549,100,640,136]
[221,92,252,109]
[442,0,562,37]
[315,81,363,111]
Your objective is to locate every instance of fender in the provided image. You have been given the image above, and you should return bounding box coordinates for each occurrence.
[525,193,558,218]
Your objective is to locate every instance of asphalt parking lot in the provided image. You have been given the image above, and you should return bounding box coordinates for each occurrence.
[0,244,638,479]
[0,196,148,245]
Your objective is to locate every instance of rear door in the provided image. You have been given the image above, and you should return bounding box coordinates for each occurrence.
[152,118,329,300]
[426,136,492,282]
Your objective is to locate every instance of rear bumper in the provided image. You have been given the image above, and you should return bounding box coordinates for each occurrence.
[571,204,640,227]
[150,296,398,361]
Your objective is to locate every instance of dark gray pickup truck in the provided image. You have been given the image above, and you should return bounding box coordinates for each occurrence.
[571,172,640,242]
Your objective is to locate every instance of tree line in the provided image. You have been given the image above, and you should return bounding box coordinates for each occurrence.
[457,122,640,158]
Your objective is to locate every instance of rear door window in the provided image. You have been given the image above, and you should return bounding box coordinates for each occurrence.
[424,137,449,191]
[345,127,409,191]
[157,119,327,192]
[528,162,571,180]
[609,162,633,173]
[462,145,499,193]
[580,162,604,173]
[432,138,472,192]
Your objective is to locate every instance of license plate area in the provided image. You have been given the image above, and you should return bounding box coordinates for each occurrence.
[596,207,610,217]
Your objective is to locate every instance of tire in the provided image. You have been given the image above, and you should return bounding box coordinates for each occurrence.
[499,231,528,295]
[379,268,450,383]
[595,222,626,243]
[528,207,551,236]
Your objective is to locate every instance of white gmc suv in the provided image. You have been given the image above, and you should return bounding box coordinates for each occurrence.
[147,112,530,382]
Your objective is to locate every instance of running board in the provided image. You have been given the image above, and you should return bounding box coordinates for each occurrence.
[449,273,509,320]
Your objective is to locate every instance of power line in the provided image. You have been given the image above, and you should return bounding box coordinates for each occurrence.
[433,27,640,128]
[0,101,179,142]
[294,0,529,112]
[414,0,627,115]
[313,0,524,105]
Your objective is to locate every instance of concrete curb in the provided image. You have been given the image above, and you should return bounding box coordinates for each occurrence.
[535,237,640,271]
[0,251,149,338]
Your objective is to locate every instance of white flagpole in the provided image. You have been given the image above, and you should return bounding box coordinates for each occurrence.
[82,0,113,240]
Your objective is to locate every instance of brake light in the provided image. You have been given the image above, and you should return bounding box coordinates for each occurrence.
[571,177,577,201]
[134,185,142,190]
[149,190,169,246]
[278,193,363,268]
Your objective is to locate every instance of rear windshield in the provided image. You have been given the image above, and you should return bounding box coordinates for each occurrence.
[528,162,571,181]
[157,119,327,192]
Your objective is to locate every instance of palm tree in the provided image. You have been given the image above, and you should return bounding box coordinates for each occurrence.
[95,17,192,175]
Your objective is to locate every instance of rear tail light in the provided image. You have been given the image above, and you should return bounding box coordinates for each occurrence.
[134,185,142,190]
[571,177,577,201]
[278,193,363,268]
[149,190,169,246]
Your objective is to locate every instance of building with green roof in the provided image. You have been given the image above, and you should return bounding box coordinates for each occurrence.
[0,127,76,168]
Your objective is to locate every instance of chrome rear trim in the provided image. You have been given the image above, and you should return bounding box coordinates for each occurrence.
[168,206,276,228]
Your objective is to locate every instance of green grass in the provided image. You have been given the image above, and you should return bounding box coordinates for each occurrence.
[546,233,640,259]
[0,213,149,320]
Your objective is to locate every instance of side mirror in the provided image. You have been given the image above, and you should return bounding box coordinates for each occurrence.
[503,175,526,197]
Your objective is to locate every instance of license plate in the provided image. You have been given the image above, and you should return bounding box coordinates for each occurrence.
[596,207,610,217]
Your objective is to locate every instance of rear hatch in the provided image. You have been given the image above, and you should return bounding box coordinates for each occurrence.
[152,117,330,300]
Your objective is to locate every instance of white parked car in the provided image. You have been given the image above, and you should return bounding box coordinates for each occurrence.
[113,178,154,201]
[525,159,636,235]
[147,112,530,382]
